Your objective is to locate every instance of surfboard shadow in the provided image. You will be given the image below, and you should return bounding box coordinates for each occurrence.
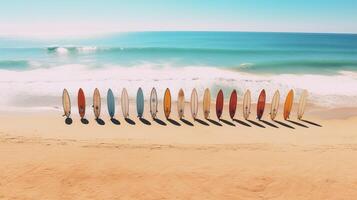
[220,119,235,126]
[125,118,136,125]
[195,118,209,126]
[180,118,194,126]
[301,119,322,127]
[139,117,151,125]
[246,120,265,128]
[110,118,121,125]
[153,118,167,126]
[167,118,181,126]
[273,120,294,129]
[207,119,222,126]
[95,118,105,125]
[65,117,73,125]
[287,120,308,128]
[233,119,251,127]
[260,120,278,128]
[80,118,89,125]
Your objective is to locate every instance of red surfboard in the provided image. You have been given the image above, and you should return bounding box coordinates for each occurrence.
[257,89,266,120]
[78,88,86,118]
[229,90,237,119]
[216,90,224,119]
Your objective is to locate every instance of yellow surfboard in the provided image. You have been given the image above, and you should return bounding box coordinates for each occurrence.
[164,88,171,119]
[270,90,280,120]
[283,90,294,120]
[203,88,211,119]
[62,88,71,118]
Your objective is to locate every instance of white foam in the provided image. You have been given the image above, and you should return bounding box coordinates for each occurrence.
[0,64,356,109]
[55,47,69,55]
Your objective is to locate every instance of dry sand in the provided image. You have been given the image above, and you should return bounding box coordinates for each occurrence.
[1,102,357,199]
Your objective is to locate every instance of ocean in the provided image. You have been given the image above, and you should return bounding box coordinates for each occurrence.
[0,31,356,109]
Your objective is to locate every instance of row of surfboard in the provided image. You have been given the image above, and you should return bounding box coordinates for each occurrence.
[62,88,308,121]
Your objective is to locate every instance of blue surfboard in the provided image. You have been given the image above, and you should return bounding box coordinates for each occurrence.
[136,88,144,117]
[107,89,115,118]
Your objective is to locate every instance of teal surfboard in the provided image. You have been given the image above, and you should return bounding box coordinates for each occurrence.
[107,89,115,118]
[136,88,144,117]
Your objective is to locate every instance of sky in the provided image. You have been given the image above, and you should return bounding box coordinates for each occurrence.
[0,0,356,37]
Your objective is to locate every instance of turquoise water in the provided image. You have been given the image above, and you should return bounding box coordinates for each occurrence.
[1,32,357,74]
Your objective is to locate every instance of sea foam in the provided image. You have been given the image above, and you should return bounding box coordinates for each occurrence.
[0,64,356,109]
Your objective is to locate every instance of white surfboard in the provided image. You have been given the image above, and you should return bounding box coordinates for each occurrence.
[177,89,185,119]
[203,88,211,119]
[93,88,101,119]
[150,88,158,119]
[121,88,129,118]
[243,90,251,120]
[270,90,280,120]
[297,90,308,120]
[62,89,71,118]
[190,88,198,119]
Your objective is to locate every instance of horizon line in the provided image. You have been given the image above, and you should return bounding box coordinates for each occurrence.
[1,30,356,40]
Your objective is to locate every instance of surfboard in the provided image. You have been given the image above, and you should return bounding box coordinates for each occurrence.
[229,90,237,120]
[297,90,308,120]
[78,88,85,118]
[243,90,251,120]
[164,88,171,119]
[62,89,71,118]
[93,88,101,119]
[107,89,115,119]
[284,89,294,120]
[203,88,211,119]
[191,88,198,119]
[136,87,144,118]
[121,88,129,118]
[270,90,280,120]
[216,90,224,120]
[177,89,185,119]
[257,89,266,120]
[150,88,158,119]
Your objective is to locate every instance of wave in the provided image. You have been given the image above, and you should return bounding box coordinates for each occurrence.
[0,64,356,108]
[0,60,29,69]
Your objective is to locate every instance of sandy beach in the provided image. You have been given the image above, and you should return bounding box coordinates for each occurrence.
[1,102,357,200]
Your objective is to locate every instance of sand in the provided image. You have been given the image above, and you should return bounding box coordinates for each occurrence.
[1,102,357,200]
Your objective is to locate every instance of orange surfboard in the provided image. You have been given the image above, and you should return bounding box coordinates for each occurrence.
[163,88,171,119]
[78,88,86,118]
[229,90,237,119]
[257,89,266,120]
[284,90,294,120]
[216,90,224,119]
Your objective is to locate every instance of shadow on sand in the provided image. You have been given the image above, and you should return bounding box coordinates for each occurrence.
[301,119,322,127]
[167,118,181,126]
[260,120,278,128]
[110,118,121,125]
[274,120,294,129]
[154,118,167,126]
[65,117,73,125]
[207,118,222,126]
[95,118,105,125]
[246,120,265,128]
[125,118,136,125]
[80,118,89,124]
[180,118,194,126]
[220,119,235,126]
[139,117,151,125]
[195,118,209,126]
[233,119,251,127]
[287,120,308,128]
